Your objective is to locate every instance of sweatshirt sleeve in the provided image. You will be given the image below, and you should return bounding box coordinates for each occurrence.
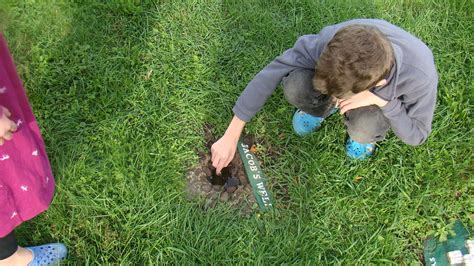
[380,76,438,146]
[232,35,320,122]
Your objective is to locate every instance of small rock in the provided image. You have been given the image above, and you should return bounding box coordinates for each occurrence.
[203,167,212,176]
[199,174,210,183]
[193,182,202,191]
[212,185,223,192]
[194,168,203,175]
[225,176,240,187]
[238,174,248,185]
[202,183,212,193]
[195,169,208,179]
[226,186,237,193]
[220,191,230,202]
[233,186,245,196]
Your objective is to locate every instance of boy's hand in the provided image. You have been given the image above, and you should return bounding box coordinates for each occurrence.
[211,115,246,175]
[0,106,17,145]
[211,135,238,175]
[339,91,387,114]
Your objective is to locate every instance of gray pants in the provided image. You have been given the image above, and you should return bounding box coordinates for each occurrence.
[282,69,390,144]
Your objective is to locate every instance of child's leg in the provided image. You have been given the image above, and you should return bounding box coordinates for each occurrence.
[344,105,390,143]
[0,230,66,266]
[0,231,17,260]
[0,231,33,266]
[282,69,335,118]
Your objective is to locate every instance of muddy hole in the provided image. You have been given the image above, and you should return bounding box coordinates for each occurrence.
[208,167,230,186]
[185,126,258,215]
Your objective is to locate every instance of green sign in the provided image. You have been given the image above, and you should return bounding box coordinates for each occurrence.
[424,220,473,265]
[237,140,273,211]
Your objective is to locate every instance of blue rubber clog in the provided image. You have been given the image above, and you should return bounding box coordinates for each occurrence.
[26,243,67,266]
[292,109,325,136]
[345,138,376,160]
[292,107,338,136]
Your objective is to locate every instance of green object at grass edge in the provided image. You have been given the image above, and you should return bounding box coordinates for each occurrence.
[424,220,473,265]
[237,140,273,211]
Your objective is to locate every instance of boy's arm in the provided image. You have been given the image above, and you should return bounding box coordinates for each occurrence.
[233,35,321,122]
[212,35,322,173]
[380,77,438,146]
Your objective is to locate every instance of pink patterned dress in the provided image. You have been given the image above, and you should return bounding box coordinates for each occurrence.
[0,34,55,238]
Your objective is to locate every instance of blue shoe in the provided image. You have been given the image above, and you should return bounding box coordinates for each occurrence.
[26,243,67,266]
[292,107,338,136]
[346,138,375,160]
[292,109,324,136]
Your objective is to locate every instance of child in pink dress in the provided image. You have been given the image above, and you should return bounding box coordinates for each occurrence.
[0,34,67,265]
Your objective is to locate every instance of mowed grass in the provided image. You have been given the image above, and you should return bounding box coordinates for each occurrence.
[1,0,472,264]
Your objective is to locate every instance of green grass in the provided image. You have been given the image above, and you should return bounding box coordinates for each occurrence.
[1,0,473,264]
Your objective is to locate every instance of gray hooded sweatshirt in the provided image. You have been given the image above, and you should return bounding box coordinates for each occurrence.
[233,19,438,146]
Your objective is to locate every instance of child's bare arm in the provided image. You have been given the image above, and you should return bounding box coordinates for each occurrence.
[211,115,246,175]
[0,106,17,145]
[338,90,388,114]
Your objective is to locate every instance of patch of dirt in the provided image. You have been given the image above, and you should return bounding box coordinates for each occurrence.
[185,124,257,215]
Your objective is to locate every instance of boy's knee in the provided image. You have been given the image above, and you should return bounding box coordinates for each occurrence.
[282,69,314,105]
[344,105,390,143]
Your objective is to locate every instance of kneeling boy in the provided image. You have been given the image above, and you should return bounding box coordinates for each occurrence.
[211,19,438,173]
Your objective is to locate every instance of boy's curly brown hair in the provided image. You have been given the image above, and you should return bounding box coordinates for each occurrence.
[313,24,394,99]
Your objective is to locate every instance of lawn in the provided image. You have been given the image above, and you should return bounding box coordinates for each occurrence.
[1,0,472,264]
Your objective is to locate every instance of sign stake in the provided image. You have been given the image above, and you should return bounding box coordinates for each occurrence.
[237,140,274,211]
